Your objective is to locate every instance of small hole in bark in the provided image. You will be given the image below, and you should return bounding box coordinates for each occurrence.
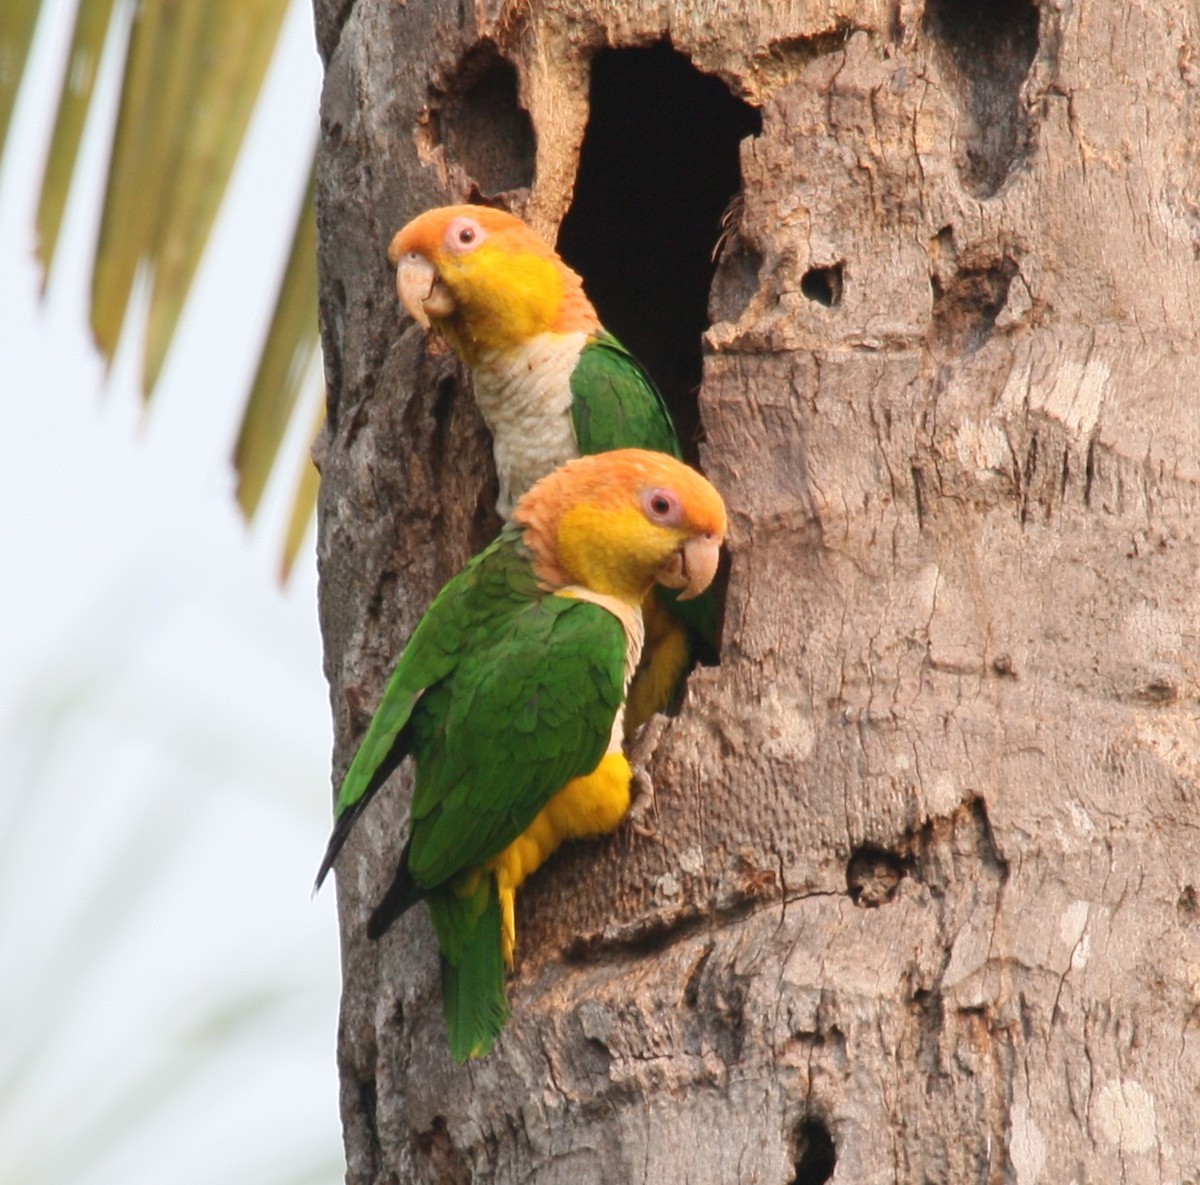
[923,0,1039,197]
[991,653,1017,678]
[365,571,397,627]
[800,264,843,307]
[790,1117,836,1185]
[846,844,908,906]
[969,795,1009,883]
[929,248,1018,354]
[1137,677,1179,706]
[433,44,536,197]
[358,1073,381,1145]
[1178,885,1200,923]
[683,942,714,1008]
[557,42,762,458]
[412,1115,472,1185]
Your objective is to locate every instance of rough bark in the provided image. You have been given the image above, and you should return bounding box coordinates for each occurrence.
[313,1,1200,1182]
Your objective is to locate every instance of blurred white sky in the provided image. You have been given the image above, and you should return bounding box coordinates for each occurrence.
[0,3,343,1183]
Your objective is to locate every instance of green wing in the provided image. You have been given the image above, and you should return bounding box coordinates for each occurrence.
[569,332,718,654]
[569,331,682,458]
[314,526,540,888]
[404,593,628,888]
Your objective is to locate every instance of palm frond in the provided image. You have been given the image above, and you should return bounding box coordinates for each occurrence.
[139,0,292,392]
[88,0,292,386]
[234,163,320,523]
[35,0,117,283]
[0,0,41,157]
[3,0,323,578]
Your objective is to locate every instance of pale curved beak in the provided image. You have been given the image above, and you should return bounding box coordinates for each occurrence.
[656,534,721,600]
[396,253,456,327]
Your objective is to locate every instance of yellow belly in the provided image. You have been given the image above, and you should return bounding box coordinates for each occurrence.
[623,592,691,736]
[485,751,632,965]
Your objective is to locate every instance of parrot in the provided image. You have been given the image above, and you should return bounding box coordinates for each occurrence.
[387,204,716,734]
[315,449,727,1063]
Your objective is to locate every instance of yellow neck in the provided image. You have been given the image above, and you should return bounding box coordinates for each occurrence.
[555,504,678,606]
[440,249,564,365]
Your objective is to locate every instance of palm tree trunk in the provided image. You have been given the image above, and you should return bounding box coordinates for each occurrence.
[313,1,1200,1180]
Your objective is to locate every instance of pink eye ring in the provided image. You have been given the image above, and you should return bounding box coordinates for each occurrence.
[642,487,681,524]
[444,216,486,254]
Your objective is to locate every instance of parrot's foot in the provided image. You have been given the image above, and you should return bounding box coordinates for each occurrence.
[624,714,671,838]
[626,766,657,838]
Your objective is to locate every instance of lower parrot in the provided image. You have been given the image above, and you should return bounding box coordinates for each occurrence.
[316,449,727,1062]
[387,204,716,733]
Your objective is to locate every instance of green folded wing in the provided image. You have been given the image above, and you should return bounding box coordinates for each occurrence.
[405,594,628,890]
[569,331,718,653]
[314,526,540,887]
[569,331,682,458]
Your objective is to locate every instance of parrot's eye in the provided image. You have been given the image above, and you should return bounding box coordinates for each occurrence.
[642,488,681,525]
[445,216,486,254]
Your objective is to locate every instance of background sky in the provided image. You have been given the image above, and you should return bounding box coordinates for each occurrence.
[0,3,344,1183]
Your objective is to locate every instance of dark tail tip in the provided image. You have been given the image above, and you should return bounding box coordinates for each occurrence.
[366,850,421,939]
[314,798,371,894]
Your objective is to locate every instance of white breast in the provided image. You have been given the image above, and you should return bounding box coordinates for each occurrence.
[471,332,589,516]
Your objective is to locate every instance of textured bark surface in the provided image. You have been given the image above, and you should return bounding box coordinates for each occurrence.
[313,1,1200,1181]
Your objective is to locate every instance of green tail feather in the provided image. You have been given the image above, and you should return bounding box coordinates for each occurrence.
[428,877,510,1063]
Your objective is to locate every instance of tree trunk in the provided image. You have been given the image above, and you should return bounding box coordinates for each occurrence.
[312,1,1200,1181]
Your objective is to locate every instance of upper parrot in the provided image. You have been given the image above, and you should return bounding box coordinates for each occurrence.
[387,204,715,732]
[316,449,727,1063]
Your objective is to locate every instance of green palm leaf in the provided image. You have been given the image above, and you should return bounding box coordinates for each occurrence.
[234,163,320,523]
[5,0,323,577]
[89,0,204,363]
[36,0,117,284]
[140,0,292,391]
[0,0,43,167]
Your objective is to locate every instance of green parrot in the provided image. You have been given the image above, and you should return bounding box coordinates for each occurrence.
[316,449,727,1062]
[387,204,718,733]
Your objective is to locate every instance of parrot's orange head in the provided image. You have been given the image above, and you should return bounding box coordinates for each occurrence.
[388,205,600,363]
[513,449,727,607]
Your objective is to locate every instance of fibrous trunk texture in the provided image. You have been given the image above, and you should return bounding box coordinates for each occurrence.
[313,1,1200,1181]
